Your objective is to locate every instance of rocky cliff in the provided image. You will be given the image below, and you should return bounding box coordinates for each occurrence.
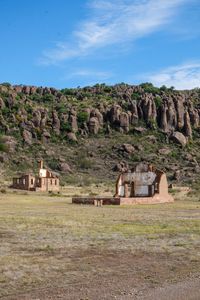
[0,82,200,185]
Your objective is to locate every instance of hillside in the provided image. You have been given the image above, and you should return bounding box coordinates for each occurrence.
[0,82,200,186]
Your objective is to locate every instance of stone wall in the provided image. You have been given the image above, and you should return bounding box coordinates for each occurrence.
[72,195,173,205]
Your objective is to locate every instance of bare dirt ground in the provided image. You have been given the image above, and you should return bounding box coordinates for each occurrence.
[0,186,199,299]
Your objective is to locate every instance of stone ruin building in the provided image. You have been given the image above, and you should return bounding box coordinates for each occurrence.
[72,163,174,205]
[114,163,173,204]
[12,160,60,192]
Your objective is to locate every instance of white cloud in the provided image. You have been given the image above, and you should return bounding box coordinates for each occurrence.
[146,62,200,89]
[60,68,113,87]
[40,0,188,64]
[65,69,113,80]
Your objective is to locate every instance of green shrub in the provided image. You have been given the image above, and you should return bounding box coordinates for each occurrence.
[77,157,92,169]
[160,85,168,92]
[47,160,59,170]
[0,142,8,153]
[131,92,140,100]
[0,91,9,99]
[104,86,112,93]
[48,191,61,197]
[1,82,11,87]
[148,118,157,129]
[57,106,68,114]
[154,96,162,108]
[50,134,60,143]
[11,130,21,140]
[1,107,10,116]
[42,93,54,102]
[30,93,42,102]
[61,88,74,96]
[140,82,160,94]
[12,103,21,112]
[77,111,89,126]
[15,95,21,101]
[35,127,42,139]
[169,86,175,91]
[15,114,23,122]
[61,123,72,132]
[24,104,33,114]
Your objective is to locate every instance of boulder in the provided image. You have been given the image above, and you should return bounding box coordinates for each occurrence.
[45,149,55,156]
[134,144,144,151]
[121,144,135,154]
[170,131,187,147]
[167,164,180,171]
[113,161,129,172]
[134,127,147,133]
[59,162,72,173]
[67,132,77,142]
[184,153,194,162]
[144,153,158,162]
[22,130,33,145]
[146,135,157,143]
[158,148,171,155]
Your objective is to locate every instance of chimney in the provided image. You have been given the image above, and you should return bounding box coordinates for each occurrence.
[39,160,43,169]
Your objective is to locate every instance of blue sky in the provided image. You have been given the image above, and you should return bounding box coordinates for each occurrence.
[1,0,200,89]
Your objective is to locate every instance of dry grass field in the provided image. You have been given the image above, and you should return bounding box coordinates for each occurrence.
[0,186,200,299]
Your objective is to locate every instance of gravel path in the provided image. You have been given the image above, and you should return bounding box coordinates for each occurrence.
[134,276,200,300]
[2,276,199,299]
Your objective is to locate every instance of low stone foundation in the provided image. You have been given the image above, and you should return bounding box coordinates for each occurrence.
[72,197,120,206]
[72,194,174,206]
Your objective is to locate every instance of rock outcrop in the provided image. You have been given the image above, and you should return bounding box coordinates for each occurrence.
[69,109,78,133]
[52,111,60,135]
[23,130,33,145]
[0,83,200,146]
[89,117,100,134]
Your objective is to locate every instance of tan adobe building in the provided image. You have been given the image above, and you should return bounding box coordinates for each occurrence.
[72,163,173,205]
[12,160,59,192]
